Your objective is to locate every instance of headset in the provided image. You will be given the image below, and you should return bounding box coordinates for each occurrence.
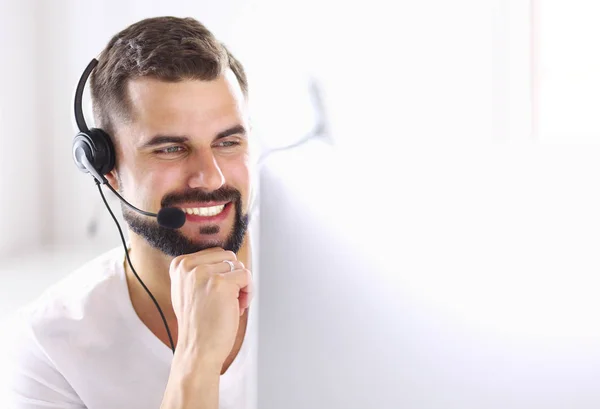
[72,58,179,353]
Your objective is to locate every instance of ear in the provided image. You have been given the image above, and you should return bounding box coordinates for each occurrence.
[105,169,120,192]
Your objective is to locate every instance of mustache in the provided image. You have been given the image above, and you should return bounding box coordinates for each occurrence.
[161,186,241,208]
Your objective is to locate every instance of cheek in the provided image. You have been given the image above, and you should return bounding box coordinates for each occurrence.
[135,167,184,206]
[226,160,252,198]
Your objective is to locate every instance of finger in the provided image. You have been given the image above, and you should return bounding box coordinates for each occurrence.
[220,268,252,292]
[238,289,251,311]
[238,279,254,315]
[236,270,254,310]
[209,260,245,275]
[194,247,223,253]
[172,248,238,272]
[217,268,253,315]
[193,249,238,264]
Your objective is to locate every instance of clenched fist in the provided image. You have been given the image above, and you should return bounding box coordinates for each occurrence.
[169,247,253,367]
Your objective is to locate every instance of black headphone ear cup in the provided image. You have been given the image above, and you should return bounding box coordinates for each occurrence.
[87,128,116,175]
[73,128,116,177]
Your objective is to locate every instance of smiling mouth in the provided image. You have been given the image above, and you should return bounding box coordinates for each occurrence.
[180,204,226,217]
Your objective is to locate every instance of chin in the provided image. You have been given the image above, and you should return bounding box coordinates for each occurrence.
[124,203,249,257]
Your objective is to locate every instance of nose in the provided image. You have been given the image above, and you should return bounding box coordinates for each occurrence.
[187,149,226,191]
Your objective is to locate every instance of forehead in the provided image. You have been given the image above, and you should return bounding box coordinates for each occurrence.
[123,70,247,138]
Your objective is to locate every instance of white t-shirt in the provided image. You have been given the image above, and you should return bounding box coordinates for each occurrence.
[0,246,256,409]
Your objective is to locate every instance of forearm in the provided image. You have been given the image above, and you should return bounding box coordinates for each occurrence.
[160,347,222,409]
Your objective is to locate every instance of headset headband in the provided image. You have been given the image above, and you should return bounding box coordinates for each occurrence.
[74,59,98,133]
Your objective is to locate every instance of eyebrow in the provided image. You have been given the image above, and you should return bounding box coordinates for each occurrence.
[139,124,247,149]
[216,124,247,140]
[139,135,188,149]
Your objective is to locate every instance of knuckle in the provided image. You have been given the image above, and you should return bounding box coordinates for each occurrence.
[179,257,194,272]
[170,255,183,270]
[207,273,227,290]
[222,250,237,260]
[239,269,251,284]
[191,265,209,278]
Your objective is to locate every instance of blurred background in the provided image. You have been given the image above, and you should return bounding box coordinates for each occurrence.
[2,0,600,408]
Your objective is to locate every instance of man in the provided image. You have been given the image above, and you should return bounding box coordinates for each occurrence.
[2,16,256,409]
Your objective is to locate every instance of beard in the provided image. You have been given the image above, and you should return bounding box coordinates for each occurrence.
[121,185,249,257]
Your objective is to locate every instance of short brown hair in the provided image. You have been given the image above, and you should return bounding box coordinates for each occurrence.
[90,16,248,136]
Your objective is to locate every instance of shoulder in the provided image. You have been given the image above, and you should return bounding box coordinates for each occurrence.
[25,245,126,333]
[0,245,126,407]
[4,245,128,365]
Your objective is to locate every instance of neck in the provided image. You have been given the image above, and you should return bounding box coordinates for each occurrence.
[125,233,175,311]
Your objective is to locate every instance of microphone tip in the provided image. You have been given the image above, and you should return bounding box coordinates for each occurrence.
[157,207,186,229]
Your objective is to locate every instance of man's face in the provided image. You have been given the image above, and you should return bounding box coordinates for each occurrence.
[110,69,252,256]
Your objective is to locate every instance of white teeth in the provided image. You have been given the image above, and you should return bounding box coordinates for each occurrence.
[182,204,226,217]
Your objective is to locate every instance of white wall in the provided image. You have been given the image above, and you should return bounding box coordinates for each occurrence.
[311,0,494,147]
[534,0,600,142]
[0,0,43,256]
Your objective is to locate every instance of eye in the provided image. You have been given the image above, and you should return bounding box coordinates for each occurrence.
[215,140,241,148]
[155,145,185,155]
